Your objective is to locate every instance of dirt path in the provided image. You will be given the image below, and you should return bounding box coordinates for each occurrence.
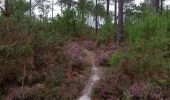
[78,49,102,100]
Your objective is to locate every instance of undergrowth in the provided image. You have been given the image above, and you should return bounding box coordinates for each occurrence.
[93,9,170,100]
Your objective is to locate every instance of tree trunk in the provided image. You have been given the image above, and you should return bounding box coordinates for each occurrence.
[52,0,54,20]
[160,0,163,15]
[151,0,160,13]
[4,0,12,34]
[106,0,110,21]
[5,0,10,17]
[68,0,71,9]
[95,0,98,35]
[117,0,124,44]
[61,4,63,14]
[114,0,117,41]
[30,0,31,18]
[41,0,44,22]
[155,0,160,13]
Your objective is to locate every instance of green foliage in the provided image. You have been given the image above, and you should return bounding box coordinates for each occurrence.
[1,0,170,99]
[130,39,169,69]
[96,18,115,43]
[109,52,124,67]
[109,33,170,80]
[0,45,33,59]
[0,42,4,52]
[18,45,33,57]
[109,8,170,88]
[77,0,94,18]
[91,3,105,18]
[122,7,170,74]
[54,9,77,35]
[33,23,70,46]
[126,8,168,43]
[51,8,93,37]
[11,0,30,17]
[151,77,170,87]
[48,66,64,87]
[166,62,170,69]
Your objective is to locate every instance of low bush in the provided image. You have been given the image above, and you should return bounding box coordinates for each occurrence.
[95,43,117,66]
[96,20,116,44]
[79,40,97,51]
[94,38,170,100]
[109,52,125,67]
[93,9,170,99]
[63,42,86,69]
[126,8,168,43]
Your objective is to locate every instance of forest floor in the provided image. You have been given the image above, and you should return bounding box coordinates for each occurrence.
[78,49,105,100]
[2,36,169,100]
[0,36,117,100]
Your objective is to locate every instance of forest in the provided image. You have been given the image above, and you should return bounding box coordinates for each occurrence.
[0,0,170,100]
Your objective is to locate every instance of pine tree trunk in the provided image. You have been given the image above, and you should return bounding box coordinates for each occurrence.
[156,0,160,13]
[68,0,71,9]
[117,0,124,44]
[52,0,54,20]
[106,0,110,21]
[95,0,98,35]
[5,0,10,17]
[30,0,32,18]
[114,0,117,41]
[4,0,12,34]
[160,0,163,15]
[151,0,160,13]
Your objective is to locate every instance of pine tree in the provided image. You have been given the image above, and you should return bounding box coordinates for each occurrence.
[95,0,98,35]
[117,0,124,44]
[106,0,110,20]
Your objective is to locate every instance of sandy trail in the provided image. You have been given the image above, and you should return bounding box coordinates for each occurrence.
[78,49,102,100]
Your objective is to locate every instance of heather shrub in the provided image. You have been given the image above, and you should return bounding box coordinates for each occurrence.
[95,49,109,65]
[0,44,33,87]
[6,86,31,100]
[80,40,96,51]
[94,19,170,99]
[95,44,117,66]
[93,71,131,100]
[95,49,113,66]
[0,41,89,100]
[64,42,86,69]
[5,85,46,100]
[17,45,34,57]
[128,82,146,97]
[94,67,170,100]
[46,66,64,87]
[32,23,70,47]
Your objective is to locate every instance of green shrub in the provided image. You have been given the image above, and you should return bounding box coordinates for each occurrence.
[126,9,168,43]
[54,9,77,35]
[96,18,115,43]
[18,45,34,57]
[109,52,124,67]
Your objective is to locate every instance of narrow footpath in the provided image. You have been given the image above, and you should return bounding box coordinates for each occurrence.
[78,49,103,100]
